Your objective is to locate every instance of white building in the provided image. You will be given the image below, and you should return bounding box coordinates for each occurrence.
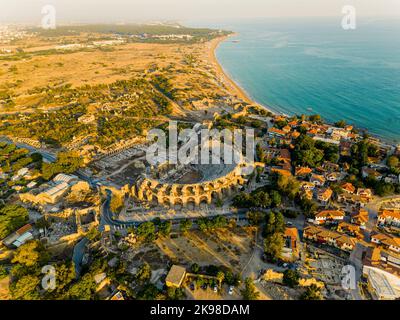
[363,266,400,300]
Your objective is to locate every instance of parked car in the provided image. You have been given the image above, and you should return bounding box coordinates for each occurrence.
[202,284,208,290]
[213,285,218,293]
[228,286,234,295]
[190,283,195,291]
[288,263,298,270]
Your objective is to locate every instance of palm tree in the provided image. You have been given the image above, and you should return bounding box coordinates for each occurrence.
[216,271,225,287]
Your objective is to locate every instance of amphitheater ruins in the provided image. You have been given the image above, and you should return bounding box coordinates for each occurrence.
[131,133,252,209]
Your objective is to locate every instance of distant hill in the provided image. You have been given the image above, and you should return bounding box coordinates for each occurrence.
[30,24,231,43]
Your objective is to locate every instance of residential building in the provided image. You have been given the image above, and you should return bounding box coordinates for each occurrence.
[268,127,286,138]
[301,181,315,191]
[53,173,78,184]
[165,265,187,288]
[317,188,333,205]
[295,167,312,178]
[325,172,340,182]
[357,188,373,203]
[362,167,383,180]
[337,192,366,207]
[371,233,400,254]
[303,225,357,252]
[314,210,345,225]
[2,224,34,248]
[310,174,326,186]
[110,291,125,301]
[341,182,356,194]
[323,162,340,172]
[282,227,300,261]
[351,209,369,226]
[378,209,400,228]
[337,222,363,239]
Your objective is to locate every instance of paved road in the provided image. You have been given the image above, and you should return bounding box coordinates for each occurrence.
[101,195,251,229]
[72,237,89,277]
[0,137,56,163]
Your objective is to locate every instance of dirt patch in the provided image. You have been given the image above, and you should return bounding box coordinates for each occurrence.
[0,277,10,300]
[155,227,254,272]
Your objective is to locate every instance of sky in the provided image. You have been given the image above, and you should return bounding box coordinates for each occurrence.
[0,0,399,24]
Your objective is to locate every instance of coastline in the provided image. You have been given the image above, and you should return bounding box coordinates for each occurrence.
[209,36,398,146]
[209,35,272,111]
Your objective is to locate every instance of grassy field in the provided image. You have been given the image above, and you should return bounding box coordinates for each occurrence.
[0,26,234,149]
[0,277,10,300]
[156,227,256,273]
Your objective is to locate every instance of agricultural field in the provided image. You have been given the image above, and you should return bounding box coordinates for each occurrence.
[0,25,234,150]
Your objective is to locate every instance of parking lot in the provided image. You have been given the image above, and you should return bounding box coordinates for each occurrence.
[94,145,147,171]
[184,283,240,300]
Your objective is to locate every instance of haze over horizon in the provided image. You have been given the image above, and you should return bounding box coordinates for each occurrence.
[1,0,399,25]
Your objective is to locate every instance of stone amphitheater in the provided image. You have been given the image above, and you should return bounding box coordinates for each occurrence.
[132,140,249,208]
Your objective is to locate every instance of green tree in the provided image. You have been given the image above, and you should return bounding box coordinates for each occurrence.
[136,222,157,242]
[158,221,172,237]
[246,211,265,226]
[0,265,8,279]
[190,263,200,274]
[283,270,300,288]
[292,134,324,168]
[334,120,347,128]
[274,212,286,234]
[86,227,101,241]
[136,262,152,284]
[375,181,395,197]
[387,155,399,168]
[137,283,164,300]
[216,271,225,287]
[264,213,276,236]
[263,212,285,237]
[224,271,240,286]
[299,198,318,218]
[241,277,260,300]
[166,287,185,300]
[67,273,97,300]
[10,274,40,300]
[276,174,300,200]
[263,233,284,262]
[309,114,322,123]
[270,190,282,207]
[54,262,76,294]
[179,219,192,234]
[0,204,29,239]
[300,284,323,300]
[252,191,272,208]
[12,241,49,267]
[42,151,83,180]
[110,193,124,214]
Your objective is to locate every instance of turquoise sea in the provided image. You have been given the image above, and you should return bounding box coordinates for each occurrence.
[191,18,400,143]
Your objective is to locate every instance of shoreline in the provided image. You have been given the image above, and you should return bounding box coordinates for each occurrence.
[208,35,275,114]
[209,36,398,147]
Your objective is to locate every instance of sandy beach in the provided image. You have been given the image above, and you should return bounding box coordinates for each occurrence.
[208,35,277,116]
[208,35,254,105]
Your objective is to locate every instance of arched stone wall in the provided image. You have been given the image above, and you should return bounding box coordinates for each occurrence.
[133,161,247,208]
[132,174,245,207]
